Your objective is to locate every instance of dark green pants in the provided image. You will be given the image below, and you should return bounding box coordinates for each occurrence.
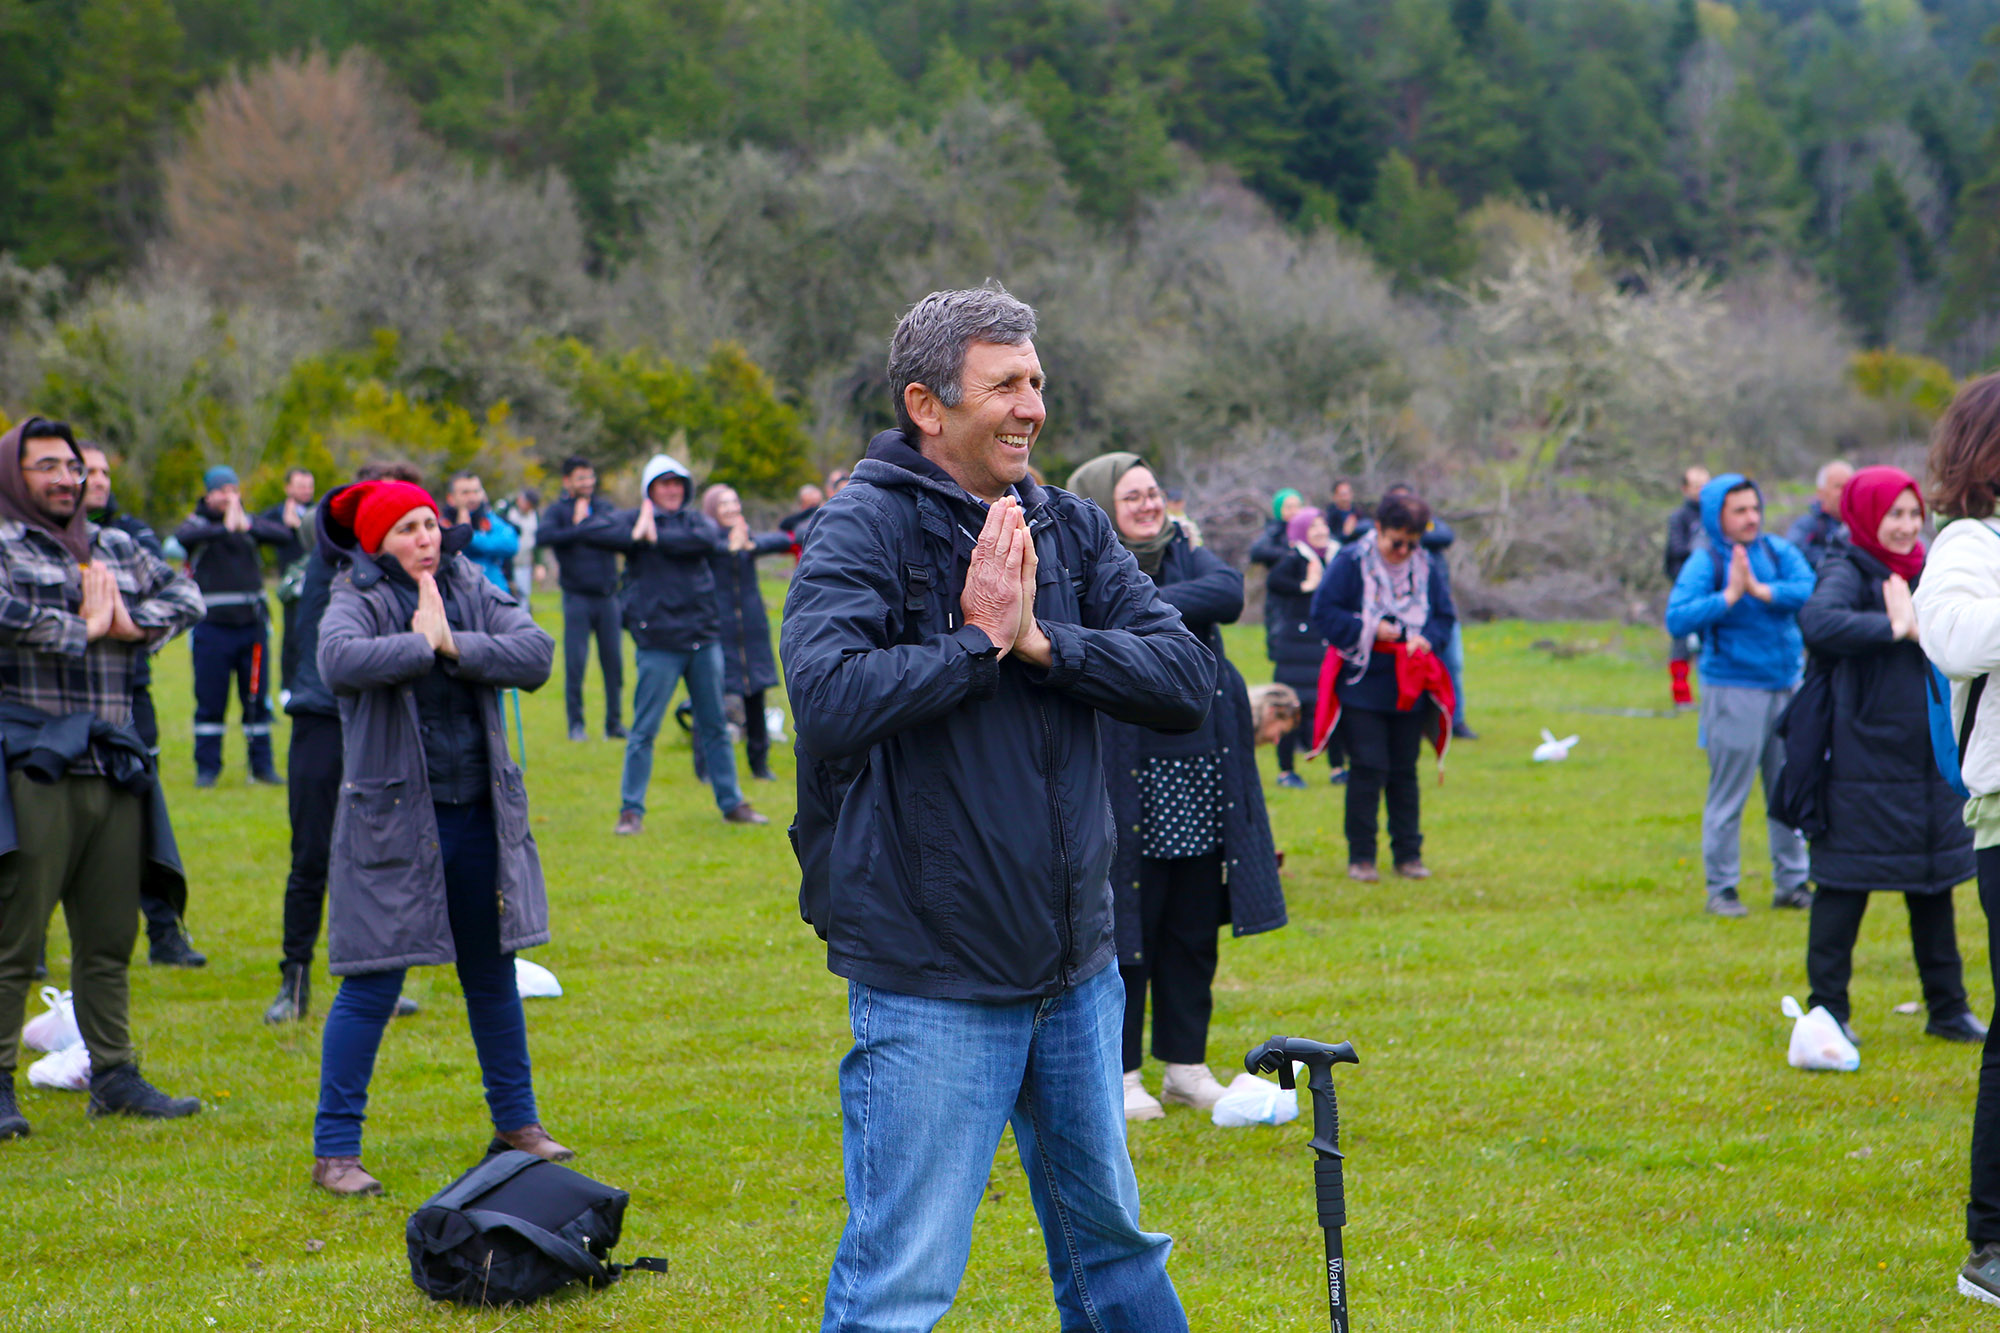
[0,773,143,1079]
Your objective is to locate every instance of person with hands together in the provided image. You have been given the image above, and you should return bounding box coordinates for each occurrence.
[697,484,794,783]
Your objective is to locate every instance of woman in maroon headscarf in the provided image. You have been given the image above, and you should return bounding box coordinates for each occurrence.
[1796,465,1984,1045]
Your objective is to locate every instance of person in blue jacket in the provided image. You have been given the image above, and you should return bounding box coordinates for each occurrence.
[442,471,519,593]
[1666,473,1815,917]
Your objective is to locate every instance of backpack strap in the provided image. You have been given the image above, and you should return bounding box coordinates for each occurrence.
[1962,674,1990,766]
[420,1149,544,1210]
[460,1209,620,1287]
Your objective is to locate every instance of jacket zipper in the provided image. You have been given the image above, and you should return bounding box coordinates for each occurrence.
[1038,696,1074,988]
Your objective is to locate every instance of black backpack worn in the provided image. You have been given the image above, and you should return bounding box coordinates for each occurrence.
[406,1150,667,1307]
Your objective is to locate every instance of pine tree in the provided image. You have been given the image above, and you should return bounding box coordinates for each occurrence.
[1358,149,1472,289]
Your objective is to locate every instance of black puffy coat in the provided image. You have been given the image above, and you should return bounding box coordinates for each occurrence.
[709,532,791,696]
[1101,533,1284,966]
[782,431,1215,1002]
[1797,546,1974,894]
[1264,548,1330,691]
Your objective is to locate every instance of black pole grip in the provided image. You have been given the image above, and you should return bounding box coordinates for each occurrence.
[1315,1156,1347,1230]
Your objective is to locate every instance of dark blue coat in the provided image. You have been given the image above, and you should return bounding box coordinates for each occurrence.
[782,431,1216,1002]
[1310,542,1458,713]
[538,495,623,596]
[709,532,791,696]
[599,506,729,653]
[1265,549,1330,692]
[1101,533,1284,966]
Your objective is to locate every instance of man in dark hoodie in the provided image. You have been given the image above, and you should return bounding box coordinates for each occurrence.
[80,444,205,968]
[175,465,292,786]
[538,456,626,742]
[601,453,767,832]
[783,288,1212,1331]
[0,417,207,1137]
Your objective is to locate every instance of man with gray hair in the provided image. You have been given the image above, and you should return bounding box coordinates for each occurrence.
[1786,458,1854,571]
[783,286,1214,1330]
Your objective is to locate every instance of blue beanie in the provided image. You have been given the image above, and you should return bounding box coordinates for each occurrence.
[203,465,239,491]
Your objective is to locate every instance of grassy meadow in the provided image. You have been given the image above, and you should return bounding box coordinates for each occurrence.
[1,588,1994,1331]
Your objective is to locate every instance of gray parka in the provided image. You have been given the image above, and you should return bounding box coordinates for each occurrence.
[317,542,556,975]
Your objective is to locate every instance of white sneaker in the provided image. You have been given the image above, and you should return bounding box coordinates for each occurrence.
[1123,1069,1164,1121]
[1161,1062,1231,1111]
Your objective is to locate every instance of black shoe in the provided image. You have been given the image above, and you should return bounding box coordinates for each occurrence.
[263,961,310,1024]
[149,927,207,968]
[1329,768,1348,786]
[1929,1012,1990,1044]
[568,725,588,743]
[393,994,420,1018]
[250,769,285,786]
[1451,722,1479,741]
[1771,885,1814,910]
[194,771,219,788]
[750,766,777,782]
[1961,1242,2000,1307]
[605,723,627,740]
[1835,1016,1861,1047]
[0,1079,29,1140]
[87,1064,200,1119]
[1705,888,1748,918]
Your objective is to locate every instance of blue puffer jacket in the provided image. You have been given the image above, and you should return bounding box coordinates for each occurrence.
[1665,473,1814,690]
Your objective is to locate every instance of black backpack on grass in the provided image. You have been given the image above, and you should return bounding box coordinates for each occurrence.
[406,1150,667,1307]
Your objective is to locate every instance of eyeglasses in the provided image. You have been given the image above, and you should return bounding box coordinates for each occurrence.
[1384,535,1419,554]
[1117,489,1164,506]
[24,459,84,478]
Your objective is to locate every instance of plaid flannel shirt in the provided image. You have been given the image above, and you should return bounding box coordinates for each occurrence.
[0,518,206,776]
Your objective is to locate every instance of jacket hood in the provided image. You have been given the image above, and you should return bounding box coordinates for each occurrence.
[1700,472,1765,555]
[0,417,91,563]
[317,479,470,587]
[641,453,692,500]
[850,429,1051,513]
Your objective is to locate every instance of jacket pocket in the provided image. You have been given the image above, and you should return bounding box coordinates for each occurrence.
[341,777,412,870]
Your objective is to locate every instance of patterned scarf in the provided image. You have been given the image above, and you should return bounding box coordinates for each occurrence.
[1343,536,1430,681]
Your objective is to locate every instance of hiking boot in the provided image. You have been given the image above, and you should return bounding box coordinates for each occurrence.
[1395,861,1431,879]
[264,962,310,1024]
[250,769,285,786]
[1123,1070,1164,1122]
[568,724,588,743]
[1705,888,1748,918]
[1348,863,1379,883]
[1929,1012,1990,1044]
[87,1064,200,1119]
[1161,1062,1231,1112]
[0,1079,30,1141]
[312,1156,383,1196]
[724,803,770,826]
[393,995,419,1018]
[1452,722,1479,741]
[1771,885,1814,910]
[1276,771,1307,790]
[1961,1243,2000,1307]
[149,927,207,968]
[194,771,219,788]
[490,1123,575,1162]
[615,809,643,836]
[605,723,627,741]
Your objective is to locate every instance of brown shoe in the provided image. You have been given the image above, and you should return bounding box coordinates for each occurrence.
[1396,861,1431,879]
[614,810,643,836]
[1347,863,1379,882]
[723,803,770,826]
[490,1123,575,1162]
[312,1155,383,1196]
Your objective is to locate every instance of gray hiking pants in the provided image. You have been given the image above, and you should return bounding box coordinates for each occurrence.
[1701,684,1810,899]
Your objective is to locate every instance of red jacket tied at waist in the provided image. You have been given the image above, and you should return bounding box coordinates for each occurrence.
[1308,640,1455,780]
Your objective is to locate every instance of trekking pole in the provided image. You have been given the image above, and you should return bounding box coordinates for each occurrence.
[509,688,526,765]
[1246,1035,1362,1333]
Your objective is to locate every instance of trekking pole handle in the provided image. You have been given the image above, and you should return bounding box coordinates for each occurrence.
[1246,1036,1359,1160]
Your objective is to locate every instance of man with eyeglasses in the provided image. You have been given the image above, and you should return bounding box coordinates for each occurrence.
[174,465,292,786]
[0,417,207,1136]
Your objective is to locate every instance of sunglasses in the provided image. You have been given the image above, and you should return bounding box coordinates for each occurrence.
[1383,535,1419,554]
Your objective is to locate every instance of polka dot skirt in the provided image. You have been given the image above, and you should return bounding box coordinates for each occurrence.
[1137,752,1227,860]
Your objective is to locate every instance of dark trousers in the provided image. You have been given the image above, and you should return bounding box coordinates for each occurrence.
[744,688,770,774]
[0,774,143,1077]
[1806,886,1968,1025]
[1969,847,2000,1243]
[282,713,342,969]
[279,600,301,695]
[561,591,623,732]
[1120,852,1225,1070]
[1275,686,1333,773]
[313,801,536,1157]
[128,684,180,948]
[191,620,275,777]
[1342,705,1427,866]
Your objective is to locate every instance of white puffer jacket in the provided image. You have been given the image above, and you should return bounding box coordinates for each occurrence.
[1914,517,2000,799]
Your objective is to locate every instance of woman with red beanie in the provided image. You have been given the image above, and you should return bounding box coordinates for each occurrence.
[308,478,562,1195]
[1796,465,1982,1048]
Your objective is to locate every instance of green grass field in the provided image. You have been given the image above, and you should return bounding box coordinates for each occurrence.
[3,592,1995,1331]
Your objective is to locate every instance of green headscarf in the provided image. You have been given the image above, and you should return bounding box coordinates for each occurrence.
[1067,451,1175,579]
[1272,488,1302,522]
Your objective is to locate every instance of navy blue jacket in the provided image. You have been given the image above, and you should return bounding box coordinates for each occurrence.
[1310,542,1458,712]
[782,431,1216,1002]
[1101,533,1284,965]
[539,495,623,596]
[602,505,729,653]
[1787,502,1848,572]
[709,533,791,696]
[1264,549,1330,692]
[283,484,353,719]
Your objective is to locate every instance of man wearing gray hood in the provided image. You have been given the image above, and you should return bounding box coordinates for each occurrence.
[603,455,768,831]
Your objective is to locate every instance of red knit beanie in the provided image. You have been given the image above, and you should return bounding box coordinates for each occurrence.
[329,480,439,555]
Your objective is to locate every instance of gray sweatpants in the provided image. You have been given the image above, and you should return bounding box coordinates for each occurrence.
[1701,684,1810,899]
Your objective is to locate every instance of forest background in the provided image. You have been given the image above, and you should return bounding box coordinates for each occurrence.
[4,0,1999,613]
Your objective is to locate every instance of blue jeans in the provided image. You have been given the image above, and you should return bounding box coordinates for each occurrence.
[620,642,743,815]
[1441,629,1466,726]
[313,801,537,1157]
[822,965,1187,1333]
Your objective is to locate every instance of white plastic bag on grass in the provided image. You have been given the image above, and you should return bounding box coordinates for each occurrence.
[1783,996,1859,1072]
[28,1044,90,1090]
[515,958,562,999]
[22,986,80,1052]
[766,706,788,744]
[1212,1073,1299,1127]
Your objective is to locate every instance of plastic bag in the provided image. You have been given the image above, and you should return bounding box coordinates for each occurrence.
[1211,1072,1299,1127]
[766,706,788,744]
[27,1043,90,1091]
[1533,730,1579,762]
[1782,995,1859,1072]
[22,986,81,1053]
[515,958,563,999]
